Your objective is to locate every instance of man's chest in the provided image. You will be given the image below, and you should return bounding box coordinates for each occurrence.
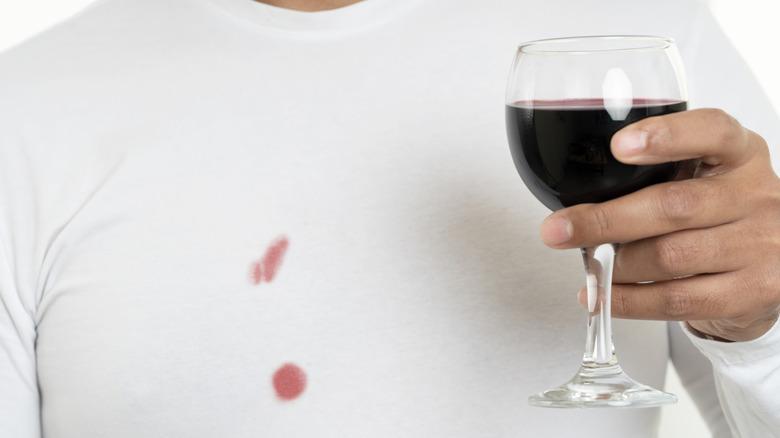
[33,120,668,437]
[29,33,675,432]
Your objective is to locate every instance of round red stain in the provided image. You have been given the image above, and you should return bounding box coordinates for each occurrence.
[272,363,306,400]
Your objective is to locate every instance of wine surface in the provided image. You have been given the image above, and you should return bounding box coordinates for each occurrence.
[506,99,688,210]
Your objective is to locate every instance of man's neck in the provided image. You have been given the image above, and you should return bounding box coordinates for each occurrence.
[256,0,363,12]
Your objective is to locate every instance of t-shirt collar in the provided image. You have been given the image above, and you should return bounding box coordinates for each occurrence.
[203,0,419,35]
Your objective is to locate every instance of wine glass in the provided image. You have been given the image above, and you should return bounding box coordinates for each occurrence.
[505,36,688,408]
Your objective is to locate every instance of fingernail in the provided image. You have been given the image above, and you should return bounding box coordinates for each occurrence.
[541,215,573,246]
[577,287,587,308]
[614,129,648,155]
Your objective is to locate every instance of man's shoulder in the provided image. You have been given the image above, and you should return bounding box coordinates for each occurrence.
[1,1,124,83]
[0,0,202,106]
[0,0,190,168]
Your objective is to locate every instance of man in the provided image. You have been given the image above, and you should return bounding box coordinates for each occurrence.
[0,0,778,436]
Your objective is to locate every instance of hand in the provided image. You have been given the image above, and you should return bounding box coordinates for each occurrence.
[539,109,780,342]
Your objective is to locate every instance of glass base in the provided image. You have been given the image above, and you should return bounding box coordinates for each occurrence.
[529,362,677,408]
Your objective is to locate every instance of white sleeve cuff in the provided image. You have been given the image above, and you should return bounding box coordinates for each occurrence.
[680,319,780,366]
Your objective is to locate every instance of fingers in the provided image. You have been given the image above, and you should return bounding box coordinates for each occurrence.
[540,177,748,248]
[613,220,754,283]
[611,108,760,168]
[609,272,755,321]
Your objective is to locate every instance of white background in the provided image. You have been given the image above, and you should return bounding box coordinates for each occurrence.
[0,0,778,436]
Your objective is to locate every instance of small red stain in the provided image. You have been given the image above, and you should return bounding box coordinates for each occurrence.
[250,236,289,285]
[273,363,306,401]
[250,262,263,285]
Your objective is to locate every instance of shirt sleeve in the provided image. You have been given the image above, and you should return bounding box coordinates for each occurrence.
[0,125,41,436]
[0,237,40,435]
[680,321,780,437]
[675,5,780,437]
[668,322,731,438]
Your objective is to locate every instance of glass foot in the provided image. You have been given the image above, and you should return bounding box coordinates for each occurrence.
[529,362,677,408]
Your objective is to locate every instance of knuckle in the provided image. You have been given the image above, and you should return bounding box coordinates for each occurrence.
[661,288,696,319]
[750,130,770,156]
[707,108,743,145]
[722,305,745,320]
[645,119,672,150]
[657,183,698,224]
[706,108,735,125]
[724,296,753,320]
[752,268,778,302]
[725,270,774,319]
[754,218,780,253]
[769,270,780,307]
[771,185,780,214]
[613,289,630,316]
[771,226,780,254]
[654,237,686,275]
[589,205,612,241]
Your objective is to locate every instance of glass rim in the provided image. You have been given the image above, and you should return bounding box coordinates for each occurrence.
[518,35,676,55]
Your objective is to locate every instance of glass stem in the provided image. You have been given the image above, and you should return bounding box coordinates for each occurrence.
[581,243,617,365]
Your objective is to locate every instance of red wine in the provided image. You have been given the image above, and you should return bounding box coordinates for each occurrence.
[505,99,687,210]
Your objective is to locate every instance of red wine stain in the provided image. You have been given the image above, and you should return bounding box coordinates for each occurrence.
[250,236,289,285]
[272,363,307,401]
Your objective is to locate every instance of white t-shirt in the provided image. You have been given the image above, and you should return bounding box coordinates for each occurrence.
[1,0,779,437]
